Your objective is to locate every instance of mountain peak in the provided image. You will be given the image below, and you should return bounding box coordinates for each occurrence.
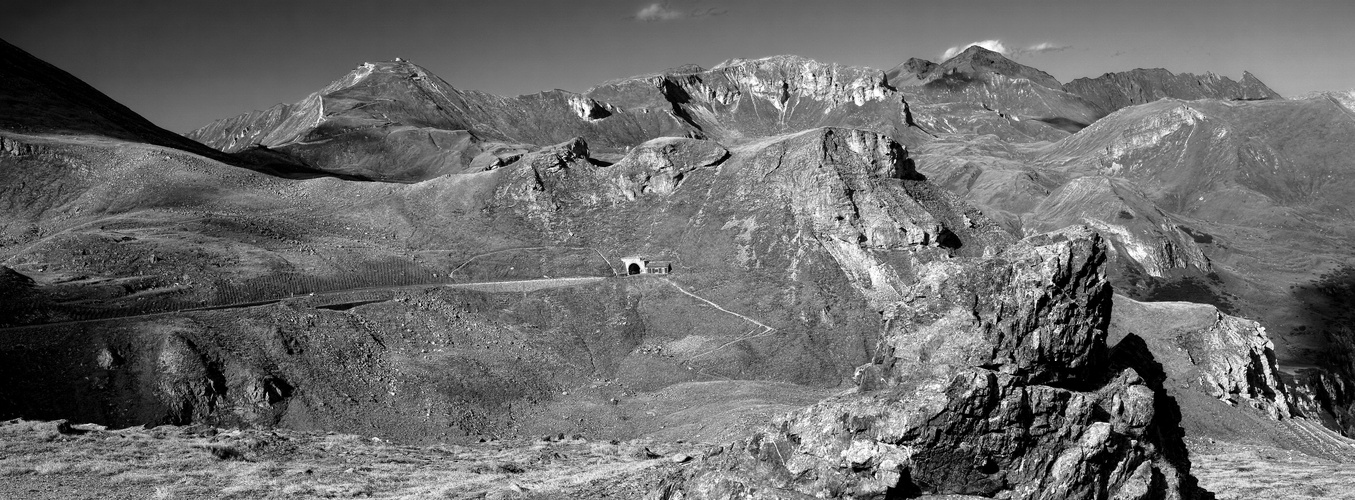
[884,57,938,87]
[929,45,1063,89]
[316,58,449,98]
[957,44,1003,59]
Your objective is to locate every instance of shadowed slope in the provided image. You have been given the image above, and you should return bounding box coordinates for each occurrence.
[0,39,230,161]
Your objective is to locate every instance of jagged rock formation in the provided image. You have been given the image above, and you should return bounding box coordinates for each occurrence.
[587,55,922,145]
[1065,69,1282,116]
[660,228,1208,499]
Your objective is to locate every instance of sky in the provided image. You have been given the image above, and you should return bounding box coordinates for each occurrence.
[4,0,1353,133]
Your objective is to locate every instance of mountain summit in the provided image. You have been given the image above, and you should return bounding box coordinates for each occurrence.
[932,45,1064,89]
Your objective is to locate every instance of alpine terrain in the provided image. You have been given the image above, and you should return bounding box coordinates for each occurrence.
[2,35,1354,499]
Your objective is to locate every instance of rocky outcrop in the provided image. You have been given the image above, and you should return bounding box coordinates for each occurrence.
[587,56,922,144]
[1320,89,1355,114]
[659,228,1208,499]
[1286,369,1355,435]
[1026,176,1211,278]
[707,55,893,108]
[0,135,40,156]
[568,95,614,120]
[607,137,729,199]
[1110,295,1290,420]
[1064,68,1282,117]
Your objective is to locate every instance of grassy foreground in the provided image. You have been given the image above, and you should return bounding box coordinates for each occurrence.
[0,419,703,499]
[4,419,1354,499]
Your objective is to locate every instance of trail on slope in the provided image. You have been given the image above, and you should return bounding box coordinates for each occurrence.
[658,277,778,361]
[0,276,605,332]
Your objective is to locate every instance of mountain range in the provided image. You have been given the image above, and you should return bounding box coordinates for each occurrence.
[2,36,1354,498]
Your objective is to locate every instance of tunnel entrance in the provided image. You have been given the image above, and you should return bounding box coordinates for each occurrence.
[621,256,673,276]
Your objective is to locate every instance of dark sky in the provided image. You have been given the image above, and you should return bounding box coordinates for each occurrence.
[4,0,1353,133]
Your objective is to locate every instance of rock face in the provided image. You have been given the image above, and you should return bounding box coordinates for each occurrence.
[607,137,729,198]
[587,55,921,145]
[1110,295,1290,420]
[661,228,1207,499]
[1064,68,1282,117]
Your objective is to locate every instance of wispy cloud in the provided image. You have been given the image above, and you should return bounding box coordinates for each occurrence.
[940,40,1009,60]
[939,40,1071,61]
[1013,42,1072,57]
[630,2,725,22]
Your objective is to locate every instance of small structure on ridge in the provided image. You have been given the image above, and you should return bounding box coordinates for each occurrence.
[620,257,672,275]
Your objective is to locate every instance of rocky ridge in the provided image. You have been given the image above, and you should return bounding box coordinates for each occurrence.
[1065,68,1282,117]
[186,60,696,182]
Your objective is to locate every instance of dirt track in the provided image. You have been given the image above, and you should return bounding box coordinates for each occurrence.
[0,276,608,332]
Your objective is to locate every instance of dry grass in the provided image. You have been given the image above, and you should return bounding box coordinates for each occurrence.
[0,419,701,499]
[1191,439,1355,499]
